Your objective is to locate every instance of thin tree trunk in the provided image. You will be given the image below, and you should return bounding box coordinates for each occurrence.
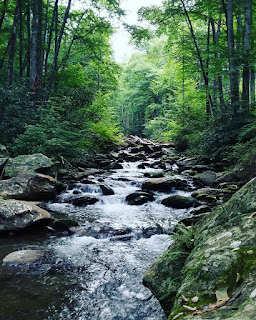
[45,0,72,101]
[251,69,255,106]
[0,0,7,30]
[211,16,225,111]
[225,0,240,111]
[44,0,58,74]
[6,0,20,88]
[31,0,37,89]
[26,2,31,79]
[242,0,252,111]
[19,0,23,79]
[36,0,43,98]
[180,0,213,116]
[205,19,211,118]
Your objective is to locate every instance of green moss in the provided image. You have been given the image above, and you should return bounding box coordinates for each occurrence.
[196,193,216,200]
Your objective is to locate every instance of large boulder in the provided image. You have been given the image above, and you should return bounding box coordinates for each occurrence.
[142,177,188,192]
[0,153,53,178]
[161,195,196,209]
[0,172,57,201]
[0,199,51,231]
[144,177,256,319]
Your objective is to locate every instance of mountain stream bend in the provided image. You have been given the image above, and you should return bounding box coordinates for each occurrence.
[0,147,194,320]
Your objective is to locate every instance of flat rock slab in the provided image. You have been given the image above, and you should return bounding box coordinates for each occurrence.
[3,250,45,265]
[0,153,53,178]
[0,199,51,231]
[0,172,57,201]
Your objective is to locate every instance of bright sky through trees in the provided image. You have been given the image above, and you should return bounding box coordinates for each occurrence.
[111,0,163,62]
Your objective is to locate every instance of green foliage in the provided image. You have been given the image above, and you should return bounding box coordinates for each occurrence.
[10,109,84,160]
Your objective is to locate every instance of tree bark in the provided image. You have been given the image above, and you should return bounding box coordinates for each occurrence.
[242,0,252,111]
[19,0,23,79]
[44,0,58,75]
[45,0,72,101]
[180,0,213,116]
[225,0,240,111]
[31,0,37,89]
[0,0,7,30]
[26,2,31,79]
[6,0,20,88]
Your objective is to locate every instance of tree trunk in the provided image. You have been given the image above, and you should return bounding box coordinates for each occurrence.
[19,0,23,79]
[45,0,72,101]
[44,0,58,75]
[6,0,20,88]
[211,17,225,112]
[242,0,252,112]
[180,0,213,116]
[31,0,37,89]
[225,0,240,111]
[0,0,7,30]
[26,2,31,80]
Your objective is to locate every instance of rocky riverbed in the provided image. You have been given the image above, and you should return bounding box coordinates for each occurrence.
[0,137,248,319]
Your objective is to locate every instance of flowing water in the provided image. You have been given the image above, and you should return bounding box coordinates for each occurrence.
[0,157,192,320]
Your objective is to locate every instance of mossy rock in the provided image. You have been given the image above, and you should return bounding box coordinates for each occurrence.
[144,177,256,319]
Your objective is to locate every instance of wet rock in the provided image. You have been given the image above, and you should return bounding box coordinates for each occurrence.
[150,151,164,159]
[51,219,79,232]
[0,173,58,201]
[0,153,53,178]
[0,200,52,231]
[138,163,146,169]
[109,162,123,170]
[126,191,154,206]
[161,195,196,209]
[100,184,115,195]
[71,196,99,206]
[197,170,217,186]
[190,205,211,215]
[142,177,188,192]
[3,250,46,266]
[142,225,165,238]
[179,212,210,227]
[191,187,232,202]
[109,234,133,241]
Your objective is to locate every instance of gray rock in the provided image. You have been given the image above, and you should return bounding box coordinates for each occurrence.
[161,195,196,209]
[3,250,46,265]
[71,196,99,206]
[0,200,51,231]
[0,172,57,200]
[126,191,154,206]
[197,170,217,186]
[142,177,188,192]
[0,153,53,178]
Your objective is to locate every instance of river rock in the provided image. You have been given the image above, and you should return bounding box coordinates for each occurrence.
[190,205,211,215]
[142,177,188,192]
[191,187,232,202]
[0,172,57,200]
[0,200,52,231]
[126,191,154,206]
[197,170,218,186]
[0,153,53,178]
[71,196,99,206]
[144,177,256,319]
[100,184,115,195]
[3,250,46,266]
[161,195,196,209]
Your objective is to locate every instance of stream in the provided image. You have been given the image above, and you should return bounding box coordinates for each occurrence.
[0,152,193,320]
